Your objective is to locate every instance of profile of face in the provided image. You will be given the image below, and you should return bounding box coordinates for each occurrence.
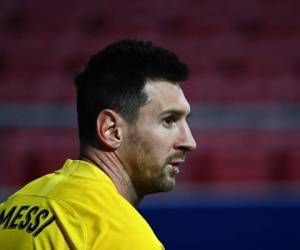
[121,80,197,196]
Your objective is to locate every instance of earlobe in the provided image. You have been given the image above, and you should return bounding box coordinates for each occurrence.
[96,110,123,149]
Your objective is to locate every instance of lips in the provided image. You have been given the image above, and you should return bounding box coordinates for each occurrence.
[169,160,184,167]
[168,161,184,175]
[170,164,180,174]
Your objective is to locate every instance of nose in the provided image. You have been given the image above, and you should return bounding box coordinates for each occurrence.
[175,121,197,152]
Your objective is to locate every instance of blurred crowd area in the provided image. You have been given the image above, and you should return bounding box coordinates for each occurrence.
[0,0,300,196]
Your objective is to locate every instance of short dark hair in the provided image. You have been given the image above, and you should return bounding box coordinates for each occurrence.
[74,39,189,145]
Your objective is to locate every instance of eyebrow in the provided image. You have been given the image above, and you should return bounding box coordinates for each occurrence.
[159,109,192,118]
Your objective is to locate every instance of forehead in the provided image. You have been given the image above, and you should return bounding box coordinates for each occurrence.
[142,80,191,115]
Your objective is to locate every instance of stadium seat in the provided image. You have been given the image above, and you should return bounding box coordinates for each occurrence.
[0,128,79,186]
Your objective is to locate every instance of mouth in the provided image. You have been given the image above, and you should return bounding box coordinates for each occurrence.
[167,161,184,176]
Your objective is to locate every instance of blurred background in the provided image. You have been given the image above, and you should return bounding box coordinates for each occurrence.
[0,0,300,249]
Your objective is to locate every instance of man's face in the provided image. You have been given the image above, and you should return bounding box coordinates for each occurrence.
[121,80,196,196]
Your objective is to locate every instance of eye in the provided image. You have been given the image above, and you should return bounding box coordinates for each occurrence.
[163,116,177,128]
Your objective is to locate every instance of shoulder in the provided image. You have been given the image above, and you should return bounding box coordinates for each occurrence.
[49,177,163,249]
[0,160,164,249]
[0,194,86,250]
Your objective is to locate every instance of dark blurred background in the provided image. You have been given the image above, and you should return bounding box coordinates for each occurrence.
[0,0,300,249]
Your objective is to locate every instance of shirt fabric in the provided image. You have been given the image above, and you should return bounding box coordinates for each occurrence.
[0,159,165,250]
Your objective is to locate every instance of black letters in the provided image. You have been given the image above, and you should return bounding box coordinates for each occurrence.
[8,205,30,229]
[1,205,56,237]
[32,215,56,237]
[19,206,39,230]
[27,209,49,233]
[0,206,17,229]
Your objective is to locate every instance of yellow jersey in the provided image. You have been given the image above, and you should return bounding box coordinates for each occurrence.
[0,159,165,250]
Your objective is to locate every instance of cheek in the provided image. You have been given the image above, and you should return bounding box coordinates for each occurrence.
[143,123,175,145]
[134,122,177,162]
[142,139,171,171]
[143,128,172,155]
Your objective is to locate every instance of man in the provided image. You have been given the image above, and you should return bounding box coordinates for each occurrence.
[0,39,196,249]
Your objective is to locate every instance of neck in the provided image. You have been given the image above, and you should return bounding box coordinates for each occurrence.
[79,145,142,206]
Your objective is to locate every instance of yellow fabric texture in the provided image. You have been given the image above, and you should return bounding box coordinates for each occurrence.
[0,159,165,250]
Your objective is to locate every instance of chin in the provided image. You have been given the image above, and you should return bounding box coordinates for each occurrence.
[145,173,177,194]
[161,185,175,193]
[159,178,176,192]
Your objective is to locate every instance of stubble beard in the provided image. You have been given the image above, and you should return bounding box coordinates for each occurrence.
[127,135,176,196]
[131,138,186,195]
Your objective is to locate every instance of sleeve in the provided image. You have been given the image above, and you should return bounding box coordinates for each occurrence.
[32,200,87,250]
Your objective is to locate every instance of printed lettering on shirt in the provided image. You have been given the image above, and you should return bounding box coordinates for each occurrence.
[0,205,55,237]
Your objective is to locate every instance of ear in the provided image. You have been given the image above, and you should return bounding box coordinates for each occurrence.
[96,109,123,149]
